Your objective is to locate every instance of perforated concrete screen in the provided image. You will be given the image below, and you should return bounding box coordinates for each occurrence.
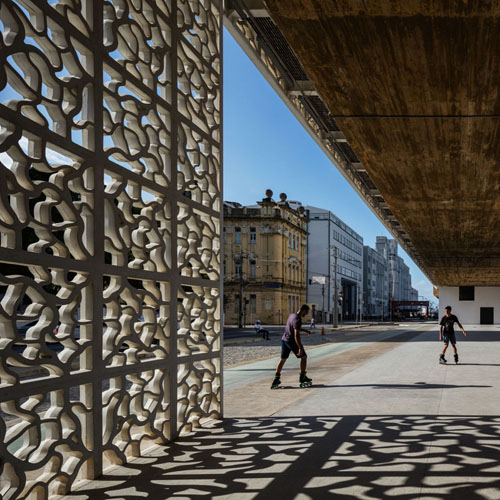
[0,1,222,497]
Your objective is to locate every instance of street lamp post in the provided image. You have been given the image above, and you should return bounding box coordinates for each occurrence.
[339,290,344,326]
[321,281,325,324]
[233,255,245,328]
[356,282,359,323]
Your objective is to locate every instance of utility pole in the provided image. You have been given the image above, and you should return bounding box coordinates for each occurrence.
[321,282,325,324]
[234,253,247,328]
[238,266,244,328]
[339,290,343,326]
[333,246,339,328]
[356,283,359,324]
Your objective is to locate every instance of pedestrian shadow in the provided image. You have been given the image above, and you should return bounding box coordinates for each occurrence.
[452,363,500,367]
[62,414,500,500]
[276,382,491,390]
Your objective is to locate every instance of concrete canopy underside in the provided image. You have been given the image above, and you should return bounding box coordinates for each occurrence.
[265,1,500,286]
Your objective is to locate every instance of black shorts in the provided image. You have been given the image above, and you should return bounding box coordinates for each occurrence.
[281,339,306,359]
[443,333,456,345]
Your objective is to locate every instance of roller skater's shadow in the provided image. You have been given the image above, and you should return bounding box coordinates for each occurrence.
[452,362,500,366]
[277,382,491,390]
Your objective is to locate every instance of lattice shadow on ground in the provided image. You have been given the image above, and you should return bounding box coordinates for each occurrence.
[65,415,500,499]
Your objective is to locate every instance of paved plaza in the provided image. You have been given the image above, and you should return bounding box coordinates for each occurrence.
[63,323,500,499]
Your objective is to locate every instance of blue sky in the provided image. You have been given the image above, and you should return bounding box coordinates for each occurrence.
[222,28,436,304]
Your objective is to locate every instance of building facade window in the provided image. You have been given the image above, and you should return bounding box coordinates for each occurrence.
[235,227,241,244]
[250,294,256,314]
[235,260,242,276]
[250,227,256,243]
[250,260,256,278]
[459,286,475,301]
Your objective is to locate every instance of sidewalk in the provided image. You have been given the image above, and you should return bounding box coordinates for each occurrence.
[63,323,500,499]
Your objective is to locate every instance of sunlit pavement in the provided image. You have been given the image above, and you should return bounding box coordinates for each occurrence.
[63,323,500,499]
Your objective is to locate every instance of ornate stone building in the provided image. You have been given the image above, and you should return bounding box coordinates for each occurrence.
[223,190,308,325]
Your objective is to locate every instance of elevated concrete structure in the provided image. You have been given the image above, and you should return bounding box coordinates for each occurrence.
[227,1,500,287]
[264,1,500,286]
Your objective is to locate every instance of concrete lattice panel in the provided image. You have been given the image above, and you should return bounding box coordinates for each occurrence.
[0,1,222,498]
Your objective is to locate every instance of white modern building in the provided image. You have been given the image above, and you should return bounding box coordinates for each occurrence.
[363,245,389,319]
[306,207,363,323]
[438,286,500,324]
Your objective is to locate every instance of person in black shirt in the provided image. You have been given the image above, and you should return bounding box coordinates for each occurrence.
[439,305,467,364]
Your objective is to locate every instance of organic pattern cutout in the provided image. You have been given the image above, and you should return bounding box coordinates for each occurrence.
[0,0,221,498]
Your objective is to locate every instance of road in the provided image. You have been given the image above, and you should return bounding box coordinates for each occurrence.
[223,325,285,340]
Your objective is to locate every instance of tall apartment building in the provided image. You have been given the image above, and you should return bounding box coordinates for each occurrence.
[375,236,418,309]
[363,245,389,319]
[306,207,363,323]
[223,190,308,325]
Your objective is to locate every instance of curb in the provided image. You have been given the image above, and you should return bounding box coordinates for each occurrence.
[224,337,272,346]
